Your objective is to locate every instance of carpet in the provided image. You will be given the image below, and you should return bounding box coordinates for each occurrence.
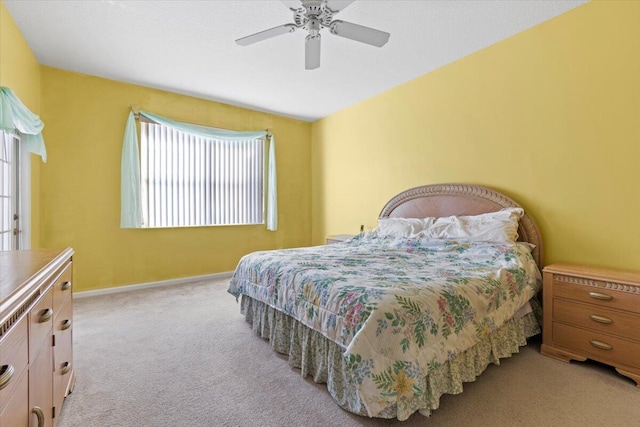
[57,279,639,427]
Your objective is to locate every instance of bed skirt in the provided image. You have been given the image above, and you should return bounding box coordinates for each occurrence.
[240,295,541,420]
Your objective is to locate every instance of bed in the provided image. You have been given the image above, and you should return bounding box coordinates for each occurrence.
[228,183,544,421]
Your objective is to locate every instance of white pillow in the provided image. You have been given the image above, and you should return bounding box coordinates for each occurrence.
[375,217,434,238]
[418,208,523,243]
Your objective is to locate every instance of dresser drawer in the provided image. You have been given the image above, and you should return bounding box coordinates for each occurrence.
[29,289,54,359]
[553,298,640,341]
[0,366,28,426]
[553,322,640,369]
[552,280,639,314]
[52,262,73,314]
[0,315,29,406]
[53,293,74,416]
[54,297,73,376]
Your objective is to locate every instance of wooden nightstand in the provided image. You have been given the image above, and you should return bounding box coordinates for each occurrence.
[326,234,355,244]
[541,263,640,387]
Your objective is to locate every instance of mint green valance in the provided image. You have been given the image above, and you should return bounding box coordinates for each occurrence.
[139,111,269,141]
[121,110,277,230]
[0,87,47,162]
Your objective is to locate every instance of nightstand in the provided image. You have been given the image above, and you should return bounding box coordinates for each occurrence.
[326,234,355,244]
[541,263,640,387]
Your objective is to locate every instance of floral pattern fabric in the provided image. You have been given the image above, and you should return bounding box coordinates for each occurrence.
[241,295,540,420]
[228,234,541,420]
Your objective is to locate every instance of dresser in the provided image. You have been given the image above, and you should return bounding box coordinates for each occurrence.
[541,263,640,387]
[0,248,75,427]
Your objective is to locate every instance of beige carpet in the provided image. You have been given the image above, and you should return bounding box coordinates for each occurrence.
[58,279,639,427]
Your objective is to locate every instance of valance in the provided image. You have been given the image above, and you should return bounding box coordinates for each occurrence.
[0,87,47,162]
[121,110,277,230]
[138,110,269,141]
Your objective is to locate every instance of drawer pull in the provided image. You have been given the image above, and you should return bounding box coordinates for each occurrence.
[0,364,15,390]
[589,314,613,324]
[61,281,71,291]
[589,340,613,350]
[39,308,53,323]
[32,406,45,427]
[60,362,72,375]
[589,292,612,301]
[61,319,72,330]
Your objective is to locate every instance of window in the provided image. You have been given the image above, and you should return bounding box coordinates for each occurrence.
[139,121,265,228]
[0,130,20,250]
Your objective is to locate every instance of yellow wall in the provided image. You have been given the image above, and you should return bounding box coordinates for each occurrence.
[0,1,42,248]
[4,0,639,291]
[312,1,640,271]
[40,68,311,291]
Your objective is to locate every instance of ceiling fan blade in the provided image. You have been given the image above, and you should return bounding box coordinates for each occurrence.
[330,20,390,47]
[305,35,321,70]
[326,0,356,12]
[236,24,296,46]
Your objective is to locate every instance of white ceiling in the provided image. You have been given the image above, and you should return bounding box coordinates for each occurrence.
[4,0,587,122]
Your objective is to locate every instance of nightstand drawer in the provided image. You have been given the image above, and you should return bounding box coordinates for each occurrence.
[553,322,640,369]
[553,298,640,341]
[326,234,355,244]
[552,280,640,315]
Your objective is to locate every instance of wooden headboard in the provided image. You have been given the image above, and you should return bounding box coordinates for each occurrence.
[379,183,544,268]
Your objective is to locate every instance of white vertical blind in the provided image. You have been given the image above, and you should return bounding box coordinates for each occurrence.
[140,122,264,228]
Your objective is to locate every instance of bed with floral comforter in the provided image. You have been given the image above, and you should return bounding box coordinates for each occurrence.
[228,232,542,420]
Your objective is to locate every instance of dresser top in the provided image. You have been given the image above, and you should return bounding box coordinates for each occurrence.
[543,263,640,286]
[1,248,74,318]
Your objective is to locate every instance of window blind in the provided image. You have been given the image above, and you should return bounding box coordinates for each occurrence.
[140,122,264,228]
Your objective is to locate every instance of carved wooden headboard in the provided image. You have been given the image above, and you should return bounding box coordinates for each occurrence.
[379,183,544,268]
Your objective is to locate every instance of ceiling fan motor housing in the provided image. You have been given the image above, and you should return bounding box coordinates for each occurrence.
[302,0,324,15]
[294,0,337,29]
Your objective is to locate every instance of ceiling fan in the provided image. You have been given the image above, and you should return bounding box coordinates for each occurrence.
[235,0,390,70]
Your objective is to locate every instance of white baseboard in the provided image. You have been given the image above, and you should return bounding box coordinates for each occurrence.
[73,271,233,299]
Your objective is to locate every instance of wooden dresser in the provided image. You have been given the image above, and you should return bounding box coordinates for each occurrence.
[0,248,75,427]
[541,263,640,387]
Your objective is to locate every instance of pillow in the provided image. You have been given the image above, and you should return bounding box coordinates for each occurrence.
[417,208,523,243]
[375,217,434,238]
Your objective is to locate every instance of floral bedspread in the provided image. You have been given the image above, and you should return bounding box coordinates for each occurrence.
[228,234,541,419]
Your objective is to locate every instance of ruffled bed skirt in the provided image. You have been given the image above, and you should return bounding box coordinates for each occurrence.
[240,295,541,420]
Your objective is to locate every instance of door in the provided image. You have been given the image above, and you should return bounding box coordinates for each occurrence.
[0,130,21,250]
